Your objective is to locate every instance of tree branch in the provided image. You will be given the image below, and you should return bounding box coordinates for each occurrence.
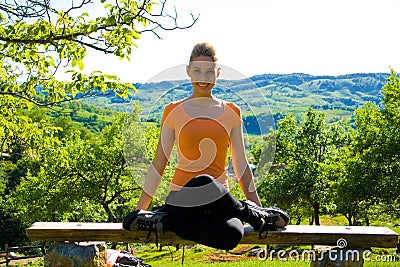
[64,0,92,15]
[0,0,199,54]
[0,89,113,108]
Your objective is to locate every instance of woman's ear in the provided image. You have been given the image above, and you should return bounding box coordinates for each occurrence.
[216,66,221,78]
[186,65,190,77]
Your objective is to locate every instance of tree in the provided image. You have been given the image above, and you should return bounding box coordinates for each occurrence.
[380,70,400,202]
[0,159,39,248]
[4,112,147,225]
[334,102,381,225]
[0,0,197,158]
[338,70,400,224]
[259,108,349,225]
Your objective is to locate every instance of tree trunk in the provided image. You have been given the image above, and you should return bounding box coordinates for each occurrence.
[313,202,320,225]
[103,203,117,223]
[345,214,352,226]
[365,216,370,226]
[296,216,302,225]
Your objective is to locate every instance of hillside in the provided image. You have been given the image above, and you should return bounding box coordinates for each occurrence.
[81,72,390,127]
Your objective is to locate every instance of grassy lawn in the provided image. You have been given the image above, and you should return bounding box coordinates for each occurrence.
[133,243,399,267]
[133,244,311,267]
[11,248,399,267]
[5,243,398,267]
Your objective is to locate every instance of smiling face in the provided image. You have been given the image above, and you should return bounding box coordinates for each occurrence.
[187,55,221,97]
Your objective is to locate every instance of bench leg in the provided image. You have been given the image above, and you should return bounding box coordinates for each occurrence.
[44,242,107,267]
[311,248,364,267]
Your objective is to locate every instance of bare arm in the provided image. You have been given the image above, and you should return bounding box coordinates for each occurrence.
[230,125,262,207]
[136,124,175,210]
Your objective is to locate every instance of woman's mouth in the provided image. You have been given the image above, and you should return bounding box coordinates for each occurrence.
[197,82,210,89]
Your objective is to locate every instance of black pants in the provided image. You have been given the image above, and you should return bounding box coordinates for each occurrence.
[162,174,257,250]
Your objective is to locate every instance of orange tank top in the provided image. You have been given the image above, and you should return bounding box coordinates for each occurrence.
[161,99,242,189]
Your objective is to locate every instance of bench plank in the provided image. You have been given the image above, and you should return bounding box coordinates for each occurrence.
[26,222,398,249]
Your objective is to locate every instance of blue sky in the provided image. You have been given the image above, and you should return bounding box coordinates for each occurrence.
[81,0,400,83]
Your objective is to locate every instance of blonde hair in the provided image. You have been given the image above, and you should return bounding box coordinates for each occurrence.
[189,42,218,62]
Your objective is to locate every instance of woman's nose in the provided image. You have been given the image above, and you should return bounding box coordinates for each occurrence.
[193,71,208,82]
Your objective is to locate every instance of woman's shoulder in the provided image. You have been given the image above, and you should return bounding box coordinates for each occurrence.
[222,100,240,108]
[162,100,185,125]
[222,100,241,115]
[164,99,184,112]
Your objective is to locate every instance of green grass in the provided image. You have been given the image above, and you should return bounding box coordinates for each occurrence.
[153,260,311,267]
[111,243,313,266]
[132,243,399,267]
[8,244,399,267]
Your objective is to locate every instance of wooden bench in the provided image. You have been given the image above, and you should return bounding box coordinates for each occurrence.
[27,222,399,266]
[27,222,398,248]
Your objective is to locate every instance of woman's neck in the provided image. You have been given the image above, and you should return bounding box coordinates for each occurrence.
[183,95,223,118]
[189,92,213,99]
[188,93,214,99]
[187,95,221,106]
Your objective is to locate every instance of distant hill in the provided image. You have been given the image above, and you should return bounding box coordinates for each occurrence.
[82,72,390,130]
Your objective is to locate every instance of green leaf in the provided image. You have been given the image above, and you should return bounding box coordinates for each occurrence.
[77,60,84,71]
